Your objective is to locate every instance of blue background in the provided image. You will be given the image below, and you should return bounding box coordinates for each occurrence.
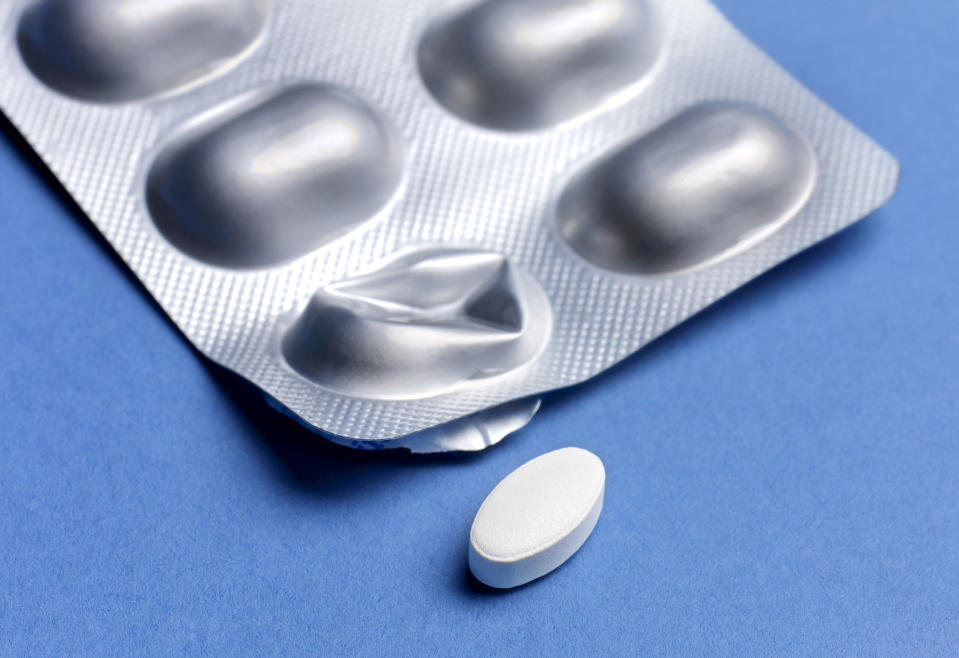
[2,1,957,654]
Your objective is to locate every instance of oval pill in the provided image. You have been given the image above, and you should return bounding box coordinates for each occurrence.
[469,447,605,589]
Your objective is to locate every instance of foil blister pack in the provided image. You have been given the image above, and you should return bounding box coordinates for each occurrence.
[0,0,898,449]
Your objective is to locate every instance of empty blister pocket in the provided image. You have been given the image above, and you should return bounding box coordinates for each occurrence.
[282,248,552,400]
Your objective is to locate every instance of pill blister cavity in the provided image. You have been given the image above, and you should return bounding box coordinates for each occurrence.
[146,85,404,269]
[281,249,552,400]
[556,102,818,275]
[17,0,268,102]
[417,0,664,131]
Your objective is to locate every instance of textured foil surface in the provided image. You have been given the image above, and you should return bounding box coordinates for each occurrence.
[0,0,899,442]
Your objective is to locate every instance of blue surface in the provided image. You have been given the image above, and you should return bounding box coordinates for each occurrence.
[2,1,957,654]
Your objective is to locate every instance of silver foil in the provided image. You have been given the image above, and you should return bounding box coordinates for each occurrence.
[0,0,899,446]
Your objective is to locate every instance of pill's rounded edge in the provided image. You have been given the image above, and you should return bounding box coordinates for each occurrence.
[468,448,606,589]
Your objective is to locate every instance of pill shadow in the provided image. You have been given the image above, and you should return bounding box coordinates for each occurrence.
[463,566,517,596]
[459,547,531,597]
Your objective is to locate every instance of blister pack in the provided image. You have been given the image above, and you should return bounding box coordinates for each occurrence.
[0,0,898,450]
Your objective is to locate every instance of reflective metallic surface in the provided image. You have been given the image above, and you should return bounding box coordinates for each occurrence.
[556,102,818,274]
[17,0,268,102]
[417,0,663,131]
[0,0,900,442]
[325,398,543,453]
[282,249,551,400]
[146,85,404,269]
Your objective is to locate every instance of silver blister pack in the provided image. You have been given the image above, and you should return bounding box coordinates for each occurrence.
[0,0,898,447]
